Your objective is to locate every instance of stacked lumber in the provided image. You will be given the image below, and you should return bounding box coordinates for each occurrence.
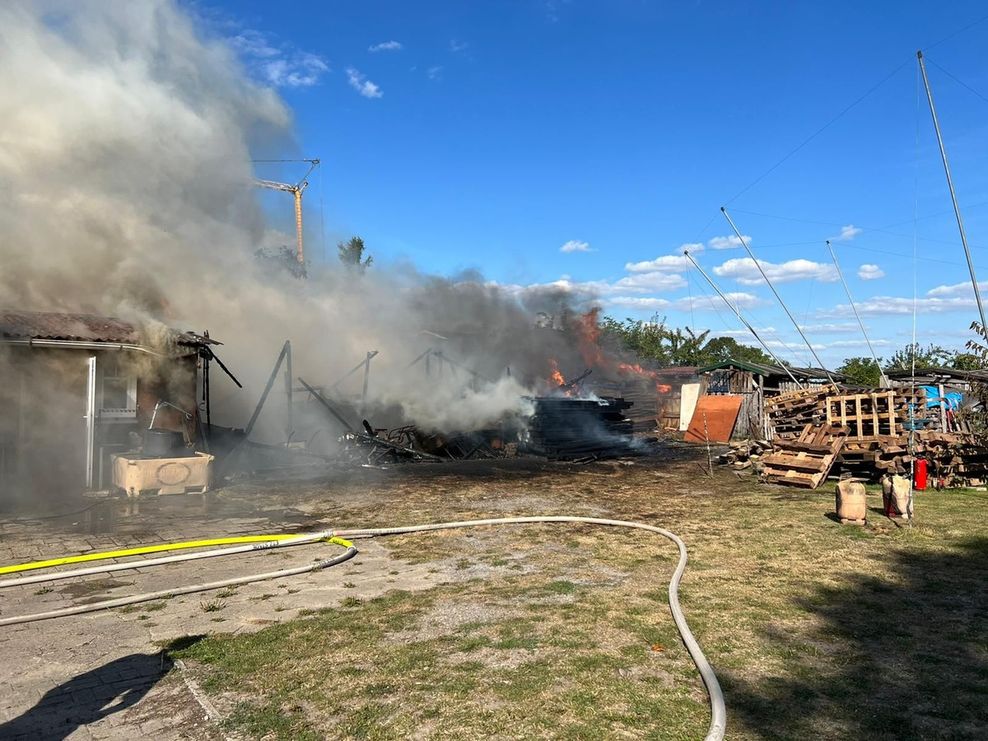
[760,423,849,488]
[524,396,636,460]
[916,431,988,487]
[717,439,774,470]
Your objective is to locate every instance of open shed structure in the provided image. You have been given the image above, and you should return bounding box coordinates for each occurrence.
[0,311,217,505]
[697,358,842,439]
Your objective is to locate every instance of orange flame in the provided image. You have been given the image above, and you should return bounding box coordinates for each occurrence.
[548,358,566,387]
[575,308,605,368]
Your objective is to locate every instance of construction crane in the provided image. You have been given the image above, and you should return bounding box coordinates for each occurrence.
[253,158,320,265]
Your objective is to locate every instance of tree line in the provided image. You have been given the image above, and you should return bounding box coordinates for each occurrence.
[599,316,986,384]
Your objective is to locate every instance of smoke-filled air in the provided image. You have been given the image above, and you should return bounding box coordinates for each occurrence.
[0,0,619,441]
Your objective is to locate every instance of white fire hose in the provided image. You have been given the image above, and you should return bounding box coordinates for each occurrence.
[0,516,726,741]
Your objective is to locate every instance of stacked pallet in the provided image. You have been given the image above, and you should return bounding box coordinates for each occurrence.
[760,423,849,488]
[763,386,836,438]
[524,396,636,460]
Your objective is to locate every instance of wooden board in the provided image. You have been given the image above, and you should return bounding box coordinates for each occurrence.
[679,383,701,431]
[684,395,743,443]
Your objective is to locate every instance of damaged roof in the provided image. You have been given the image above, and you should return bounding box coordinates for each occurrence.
[0,311,214,349]
[697,358,842,381]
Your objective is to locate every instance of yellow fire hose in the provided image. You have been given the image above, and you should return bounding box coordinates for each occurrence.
[0,534,311,575]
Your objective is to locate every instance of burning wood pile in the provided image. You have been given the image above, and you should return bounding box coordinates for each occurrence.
[744,385,988,489]
[523,396,636,461]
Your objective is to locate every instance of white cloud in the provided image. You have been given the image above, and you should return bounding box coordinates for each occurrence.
[711,326,777,338]
[926,280,988,298]
[610,272,687,293]
[798,322,860,334]
[857,263,884,280]
[624,254,690,272]
[608,297,671,310]
[346,67,383,98]
[708,234,750,250]
[231,31,329,88]
[823,338,892,348]
[713,257,838,286]
[677,242,704,255]
[369,40,402,52]
[427,65,443,80]
[231,30,279,58]
[610,292,763,312]
[836,224,862,241]
[450,39,469,53]
[560,240,592,253]
[819,295,978,317]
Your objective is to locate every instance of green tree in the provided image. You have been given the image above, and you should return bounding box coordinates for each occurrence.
[598,316,772,367]
[337,236,372,272]
[700,336,774,366]
[599,317,671,364]
[837,356,883,386]
[666,327,711,365]
[254,245,306,279]
[883,343,954,372]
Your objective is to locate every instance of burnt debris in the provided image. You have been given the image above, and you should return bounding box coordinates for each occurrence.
[523,396,636,461]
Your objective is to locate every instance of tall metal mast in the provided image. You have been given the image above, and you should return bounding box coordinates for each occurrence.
[825,239,888,387]
[684,250,803,387]
[917,50,988,334]
[721,207,837,386]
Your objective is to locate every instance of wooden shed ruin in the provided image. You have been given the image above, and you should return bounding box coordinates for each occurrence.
[0,311,217,504]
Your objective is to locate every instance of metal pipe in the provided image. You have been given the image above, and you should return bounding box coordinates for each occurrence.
[684,251,804,387]
[244,341,291,438]
[361,351,373,415]
[298,377,355,433]
[0,339,165,356]
[285,340,294,443]
[721,207,837,386]
[917,50,988,334]
[85,356,97,490]
[825,240,888,386]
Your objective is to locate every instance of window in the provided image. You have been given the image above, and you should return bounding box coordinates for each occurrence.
[99,355,138,419]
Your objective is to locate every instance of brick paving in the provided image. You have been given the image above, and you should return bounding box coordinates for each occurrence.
[0,491,442,739]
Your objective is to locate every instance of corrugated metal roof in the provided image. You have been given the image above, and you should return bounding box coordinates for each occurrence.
[887,367,988,382]
[696,358,842,381]
[0,311,211,348]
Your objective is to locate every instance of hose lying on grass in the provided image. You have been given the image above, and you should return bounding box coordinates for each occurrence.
[0,516,725,741]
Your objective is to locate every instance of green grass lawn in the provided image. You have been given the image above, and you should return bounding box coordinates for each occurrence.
[169,456,988,739]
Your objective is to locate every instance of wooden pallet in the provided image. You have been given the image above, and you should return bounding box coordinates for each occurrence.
[761,424,848,489]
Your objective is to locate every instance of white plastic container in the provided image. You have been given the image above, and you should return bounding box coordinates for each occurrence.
[111,452,214,496]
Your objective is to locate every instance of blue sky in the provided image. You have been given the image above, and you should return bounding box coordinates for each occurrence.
[206,1,988,367]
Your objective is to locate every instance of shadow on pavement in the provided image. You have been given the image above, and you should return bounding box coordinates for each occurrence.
[0,648,182,740]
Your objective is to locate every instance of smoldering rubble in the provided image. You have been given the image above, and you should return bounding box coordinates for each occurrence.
[0,0,661,466]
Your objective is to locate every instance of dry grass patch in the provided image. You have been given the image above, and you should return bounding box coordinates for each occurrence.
[172,454,988,739]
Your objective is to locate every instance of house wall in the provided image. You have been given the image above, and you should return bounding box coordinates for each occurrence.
[0,345,199,506]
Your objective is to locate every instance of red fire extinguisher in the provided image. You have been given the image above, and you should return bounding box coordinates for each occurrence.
[914,459,928,491]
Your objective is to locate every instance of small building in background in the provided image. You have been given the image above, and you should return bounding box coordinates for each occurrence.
[696,358,842,439]
[0,311,216,506]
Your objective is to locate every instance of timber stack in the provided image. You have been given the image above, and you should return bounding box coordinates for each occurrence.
[524,396,635,460]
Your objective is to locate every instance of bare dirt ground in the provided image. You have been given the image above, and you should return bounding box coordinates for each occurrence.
[1,445,987,739]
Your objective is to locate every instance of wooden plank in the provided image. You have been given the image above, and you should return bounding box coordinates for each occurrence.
[684,395,743,443]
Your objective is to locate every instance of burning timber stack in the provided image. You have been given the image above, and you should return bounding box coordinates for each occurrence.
[721,384,988,489]
[523,396,636,461]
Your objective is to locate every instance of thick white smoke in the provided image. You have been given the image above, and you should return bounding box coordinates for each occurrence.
[0,0,599,441]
